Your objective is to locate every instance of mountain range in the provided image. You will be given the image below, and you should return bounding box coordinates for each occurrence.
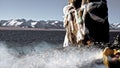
[109,23,120,30]
[0,19,120,30]
[0,19,63,29]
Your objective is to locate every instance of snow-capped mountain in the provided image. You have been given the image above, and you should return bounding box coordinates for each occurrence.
[110,23,120,30]
[0,19,64,29]
[0,19,120,29]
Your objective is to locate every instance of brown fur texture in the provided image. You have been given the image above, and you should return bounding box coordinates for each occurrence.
[63,0,87,47]
[64,7,81,46]
[63,0,109,47]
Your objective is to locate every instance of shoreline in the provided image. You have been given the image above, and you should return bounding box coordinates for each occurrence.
[0,27,119,32]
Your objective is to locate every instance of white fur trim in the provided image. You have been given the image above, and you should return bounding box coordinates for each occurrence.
[63,33,69,47]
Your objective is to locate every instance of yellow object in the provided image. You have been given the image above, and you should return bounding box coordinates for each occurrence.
[103,47,114,68]
[103,47,120,68]
[114,49,120,55]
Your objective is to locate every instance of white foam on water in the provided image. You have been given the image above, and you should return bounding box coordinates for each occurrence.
[0,41,106,68]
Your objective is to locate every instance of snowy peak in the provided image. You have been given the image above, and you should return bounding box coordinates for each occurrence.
[0,19,120,29]
[110,23,120,30]
[0,19,64,29]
